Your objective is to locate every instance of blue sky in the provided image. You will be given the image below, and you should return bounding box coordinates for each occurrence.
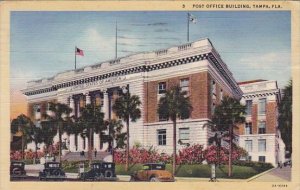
[11,11,291,90]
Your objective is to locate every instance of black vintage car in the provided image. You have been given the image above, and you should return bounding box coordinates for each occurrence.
[39,162,66,181]
[10,161,27,179]
[80,162,117,181]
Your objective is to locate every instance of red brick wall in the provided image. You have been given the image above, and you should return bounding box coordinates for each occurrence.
[144,72,210,123]
[252,104,258,135]
[266,102,277,133]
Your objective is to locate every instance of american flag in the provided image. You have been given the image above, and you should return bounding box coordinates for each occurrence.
[189,14,197,24]
[75,47,84,56]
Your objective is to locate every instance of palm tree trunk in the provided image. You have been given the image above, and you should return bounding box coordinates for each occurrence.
[21,135,24,160]
[35,141,38,160]
[172,119,176,176]
[89,128,93,164]
[228,125,232,177]
[58,125,62,163]
[125,118,130,172]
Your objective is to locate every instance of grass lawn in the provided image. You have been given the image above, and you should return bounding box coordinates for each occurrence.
[62,163,272,179]
[116,164,267,179]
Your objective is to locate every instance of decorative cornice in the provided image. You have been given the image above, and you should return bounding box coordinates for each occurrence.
[242,91,279,99]
[24,53,209,96]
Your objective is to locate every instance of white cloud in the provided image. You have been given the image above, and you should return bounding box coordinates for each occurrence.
[239,52,290,70]
[238,52,291,88]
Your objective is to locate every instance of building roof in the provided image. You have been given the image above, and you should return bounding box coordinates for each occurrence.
[238,79,267,85]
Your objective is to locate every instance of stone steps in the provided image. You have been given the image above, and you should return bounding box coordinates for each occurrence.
[62,151,111,161]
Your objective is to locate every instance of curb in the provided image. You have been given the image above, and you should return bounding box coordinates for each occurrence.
[246,167,276,182]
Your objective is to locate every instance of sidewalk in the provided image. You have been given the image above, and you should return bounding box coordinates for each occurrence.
[248,166,291,182]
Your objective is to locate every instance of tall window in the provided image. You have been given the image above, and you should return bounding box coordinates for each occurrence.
[212,80,216,95]
[157,129,166,146]
[33,104,41,113]
[158,82,166,94]
[220,89,223,101]
[179,128,190,140]
[258,156,266,162]
[245,100,253,115]
[258,139,266,152]
[180,78,189,93]
[245,122,252,135]
[244,140,253,152]
[258,121,266,134]
[259,98,266,115]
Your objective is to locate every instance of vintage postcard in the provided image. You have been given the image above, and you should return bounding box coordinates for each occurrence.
[0,1,299,190]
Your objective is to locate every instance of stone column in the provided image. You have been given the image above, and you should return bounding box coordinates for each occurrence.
[77,97,81,117]
[77,135,84,151]
[103,90,109,120]
[85,137,89,151]
[86,93,91,105]
[69,96,75,116]
[94,133,100,151]
[68,96,76,152]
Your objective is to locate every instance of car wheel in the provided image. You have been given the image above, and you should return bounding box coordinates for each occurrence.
[12,168,21,176]
[129,176,135,182]
[150,177,159,182]
[95,174,102,181]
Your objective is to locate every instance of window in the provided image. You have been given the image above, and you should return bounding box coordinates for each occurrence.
[212,80,216,95]
[245,122,252,135]
[157,129,166,146]
[258,139,266,152]
[33,104,40,113]
[244,140,253,152]
[179,128,190,140]
[259,98,266,115]
[158,82,166,94]
[158,112,168,121]
[258,121,266,134]
[245,100,252,115]
[258,156,266,162]
[220,89,223,101]
[180,78,189,93]
[212,103,216,114]
[247,156,252,161]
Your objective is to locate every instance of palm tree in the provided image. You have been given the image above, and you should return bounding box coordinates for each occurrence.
[39,122,57,155]
[113,90,141,171]
[64,117,83,151]
[105,119,126,162]
[212,96,245,177]
[11,114,34,159]
[157,85,192,176]
[77,104,105,163]
[28,125,44,161]
[43,102,73,162]
[278,80,292,155]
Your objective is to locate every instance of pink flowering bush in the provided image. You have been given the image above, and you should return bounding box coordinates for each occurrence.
[178,144,205,164]
[114,147,172,164]
[203,145,247,164]
[10,150,45,160]
[10,150,22,160]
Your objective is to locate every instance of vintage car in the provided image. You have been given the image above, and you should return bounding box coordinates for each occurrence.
[80,162,118,181]
[130,163,174,182]
[10,161,27,179]
[39,162,66,181]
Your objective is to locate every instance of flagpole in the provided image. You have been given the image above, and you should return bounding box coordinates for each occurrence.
[75,46,77,70]
[115,20,118,59]
[187,13,190,42]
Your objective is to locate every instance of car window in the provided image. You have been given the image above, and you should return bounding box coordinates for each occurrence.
[143,165,150,170]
